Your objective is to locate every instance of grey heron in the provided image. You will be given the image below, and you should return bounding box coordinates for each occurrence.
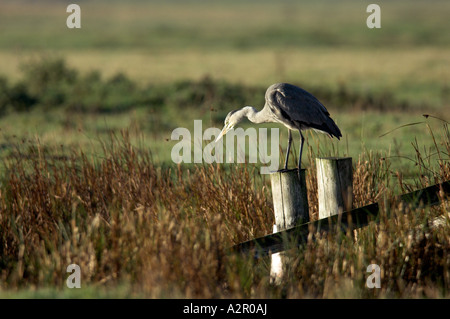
[215,82,342,171]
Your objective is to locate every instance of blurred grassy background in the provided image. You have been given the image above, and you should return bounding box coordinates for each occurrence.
[1,0,449,94]
[0,0,449,299]
[0,0,449,173]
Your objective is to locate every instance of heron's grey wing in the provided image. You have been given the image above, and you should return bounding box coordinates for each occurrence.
[266,83,342,138]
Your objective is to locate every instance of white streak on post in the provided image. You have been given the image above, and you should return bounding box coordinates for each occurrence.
[270,224,283,285]
[269,168,309,284]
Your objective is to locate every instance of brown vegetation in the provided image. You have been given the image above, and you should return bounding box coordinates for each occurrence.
[0,125,448,298]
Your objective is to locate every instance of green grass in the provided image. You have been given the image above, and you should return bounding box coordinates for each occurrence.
[1,0,449,51]
[0,284,139,299]
[0,56,446,180]
[1,0,450,107]
[3,47,449,108]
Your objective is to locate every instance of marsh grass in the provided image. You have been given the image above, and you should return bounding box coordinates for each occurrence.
[0,122,448,298]
[0,0,449,298]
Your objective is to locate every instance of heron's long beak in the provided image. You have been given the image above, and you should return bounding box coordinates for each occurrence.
[215,124,231,143]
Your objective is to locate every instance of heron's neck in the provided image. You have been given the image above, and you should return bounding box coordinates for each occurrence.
[243,106,269,124]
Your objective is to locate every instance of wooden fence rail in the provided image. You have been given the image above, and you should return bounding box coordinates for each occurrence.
[231,180,450,258]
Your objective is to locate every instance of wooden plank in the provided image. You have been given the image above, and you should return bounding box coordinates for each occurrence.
[231,180,450,258]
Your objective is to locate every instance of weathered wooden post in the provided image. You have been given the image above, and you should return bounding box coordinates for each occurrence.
[270,168,309,284]
[316,157,353,218]
[270,168,309,227]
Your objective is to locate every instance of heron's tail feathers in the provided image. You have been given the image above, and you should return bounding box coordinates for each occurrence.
[325,117,342,140]
[308,118,342,140]
[296,117,342,140]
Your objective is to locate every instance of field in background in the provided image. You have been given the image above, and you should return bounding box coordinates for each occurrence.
[2,47,449,107]
[1,0,450,106]
[0,58,446,178]
[0,1,448,172]
[0,0,449,298]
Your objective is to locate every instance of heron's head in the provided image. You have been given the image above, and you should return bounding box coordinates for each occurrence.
[215,109,242,142]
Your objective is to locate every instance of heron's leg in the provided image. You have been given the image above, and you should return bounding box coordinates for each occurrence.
[298,131,305,171]
[284,130,292,170]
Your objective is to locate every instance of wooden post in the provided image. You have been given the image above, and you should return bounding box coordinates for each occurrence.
[270,168,309,284]
[270,168,309,228]
[316,157,353,219]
